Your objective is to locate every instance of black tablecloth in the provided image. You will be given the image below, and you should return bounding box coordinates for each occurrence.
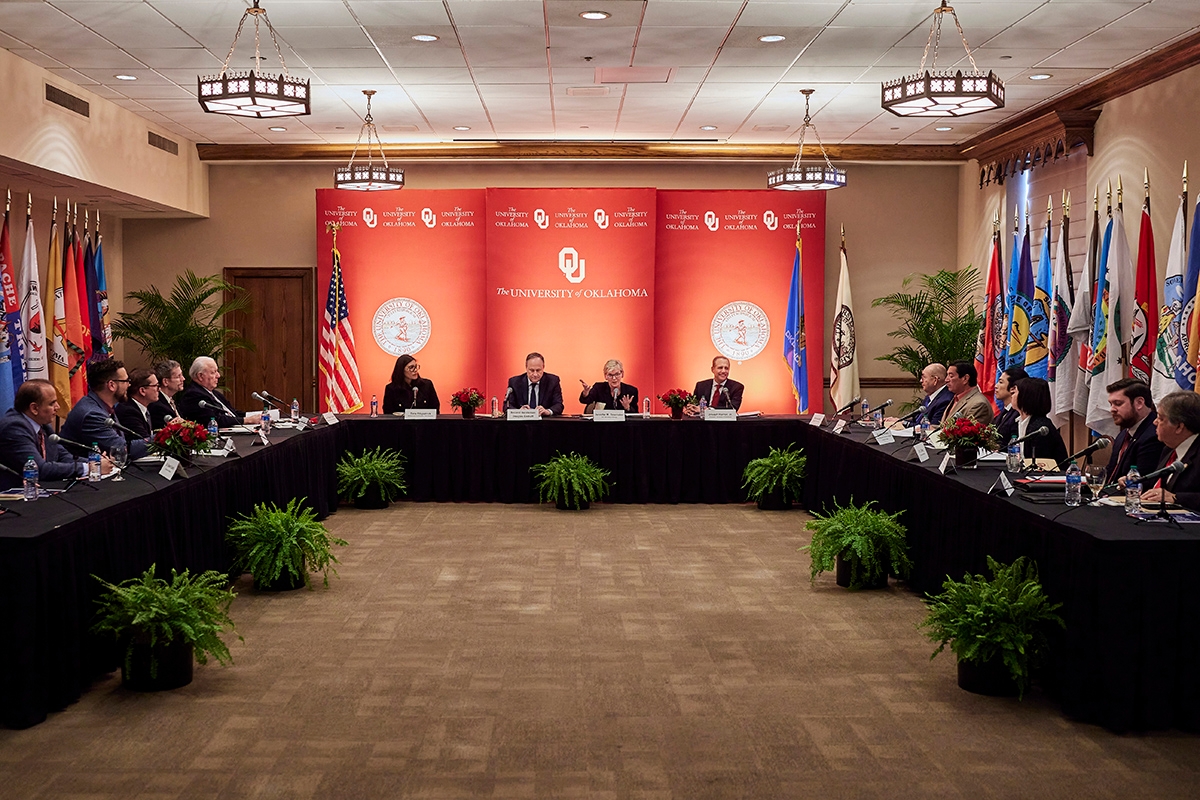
[0,426,340,729]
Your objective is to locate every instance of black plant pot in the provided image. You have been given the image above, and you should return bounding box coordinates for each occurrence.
[755,488,793,510]
[835,554,888,589]
[123,638,194,691]
[957,657,1018,697]
[555,497,590,510]
[354,485,390,509]
[254,569,307,592]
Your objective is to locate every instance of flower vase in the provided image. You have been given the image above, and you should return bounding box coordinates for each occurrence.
[954,445,978,469]
[461,405,475,419]
[670,406,683,420]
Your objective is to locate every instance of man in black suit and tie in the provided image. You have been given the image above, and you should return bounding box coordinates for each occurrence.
[993,366,1027,445]
[148,359,184,429]
[115,367,159,442]
[1107,378,1164,485]
[176,356,258,427]
[918,363,952,425]
[1143,391,1200,510]
[505,352,563,416]
[0,380,101,488]
[686,356,744,415]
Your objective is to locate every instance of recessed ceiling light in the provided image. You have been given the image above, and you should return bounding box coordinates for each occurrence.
[1029,73,1052,80]
[268,126,287,132]
[890,127,900,131]
[453,125,471,131]
[999,55,1013,60]
[758,34,786,43]
[935,126,952,131]
[114,74,137,81]
[699,125,717,131]
[411,34,439,42]
[580,11,610,21]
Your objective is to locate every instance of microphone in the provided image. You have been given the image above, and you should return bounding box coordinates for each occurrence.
[253,391,285,410]
[49,433,102,454]
[1013,425,1049,445]
[1056,436,1112,470]
[1139,460,1187,485]
[503,386,513,412]
[0,461,23,479]
[105,417,145,439]
[834,396,861,415]
[200,400,260,436]
[885,406,924,430]
[719,385,731,409]
[866,398,893,415]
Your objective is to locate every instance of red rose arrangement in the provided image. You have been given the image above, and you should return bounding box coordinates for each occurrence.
[938,416,1000,451]
[657,388,696,411]
[151,419,213,460]
[450,388,486,409]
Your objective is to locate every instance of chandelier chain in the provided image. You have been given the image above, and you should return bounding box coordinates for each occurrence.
[217,1,291,77]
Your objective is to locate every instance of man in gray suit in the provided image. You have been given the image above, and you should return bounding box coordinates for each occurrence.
[0,380,108,488]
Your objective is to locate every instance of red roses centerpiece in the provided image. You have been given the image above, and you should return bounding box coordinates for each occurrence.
[151,419,213,460]
[657,388,696,419]
[450,387,485,418]
[938,416,1000,468]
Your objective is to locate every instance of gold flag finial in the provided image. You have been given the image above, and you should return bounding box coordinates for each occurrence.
[5,188,9,213]
[1066,191,1071,218]
[1117,174,1123,209]
[85,207,89,233]
[1013,204,1019,233]
[53,196,57,219]
[840,224,845,248]
[993,210,1000,232]
[325,220,342,246]
[26,192,32,217]
[1184,160,1188,194]
[1047,195,1053,224]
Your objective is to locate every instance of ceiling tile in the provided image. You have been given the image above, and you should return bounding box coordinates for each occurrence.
[347,1,452,27]
[631,27,727,67]
[9,48,65,69]
[294,49,388,69]
[277,27,374,49]
[547,26,638,64]
[457,26,547,67]
[444,0,545,27]
[125,48,223,70]
[735,3,848,28]
[377,47,469,68]
[309,67,402,85]
[473,67,550,84]
[642,1,742,28]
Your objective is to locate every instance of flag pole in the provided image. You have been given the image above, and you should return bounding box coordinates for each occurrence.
[1184,161,1189,236]
[25,192,31,220]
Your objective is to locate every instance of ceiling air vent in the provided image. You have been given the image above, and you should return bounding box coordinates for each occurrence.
[45,83,89,118]
[567,86,610,97]
[148,131,179,156]
[594,67,675,84]
[753,125,789,132]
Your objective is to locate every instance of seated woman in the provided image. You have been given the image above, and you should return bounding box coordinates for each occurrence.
[578,359,639,412]
[382,354,439,414]
[1013,377,1068,464]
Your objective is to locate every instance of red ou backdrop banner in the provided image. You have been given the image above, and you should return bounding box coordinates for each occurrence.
[316,188,826,415]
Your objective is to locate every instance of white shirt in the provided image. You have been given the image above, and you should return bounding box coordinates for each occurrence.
[1172,433,1198,464]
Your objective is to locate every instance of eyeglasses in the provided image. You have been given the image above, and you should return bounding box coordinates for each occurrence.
[112,378,131,384]
[604,373,622,379]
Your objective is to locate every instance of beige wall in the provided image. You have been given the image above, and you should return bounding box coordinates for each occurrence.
[121,161,960,406]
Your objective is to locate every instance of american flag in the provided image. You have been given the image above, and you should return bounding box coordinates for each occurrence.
[318,244,363,413]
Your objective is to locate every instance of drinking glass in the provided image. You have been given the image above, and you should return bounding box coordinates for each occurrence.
[110,441,128,482]
[1083,464,1107,505]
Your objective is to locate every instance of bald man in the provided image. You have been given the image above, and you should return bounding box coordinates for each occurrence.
[919,363,952,425]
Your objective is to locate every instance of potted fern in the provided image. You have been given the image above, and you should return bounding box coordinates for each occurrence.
[802,500,910,589]
[742,443,806,510]
[226,498,348,590]
[336,446,407,509]
[920,556,1065,698]
[91,564,240,691]
[531,451,611,510]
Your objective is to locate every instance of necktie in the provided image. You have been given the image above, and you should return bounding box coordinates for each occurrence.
[1112,433,1132,477]
[38,429,46,459]
[1156,450,1177,489]
[712,383,722,407]
[529,382,538,408]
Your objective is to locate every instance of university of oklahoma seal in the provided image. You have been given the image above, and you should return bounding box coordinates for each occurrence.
[372,297,431,356]
[832,305,855,369]
[711,301,770,362]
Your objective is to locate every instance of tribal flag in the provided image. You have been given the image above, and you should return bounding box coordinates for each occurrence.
[1152,196,1190,400]
[1185,196,1200,378]
[1048,207,1075,426]
[1025,212,1053,378]
[1000,211,1022,373]
[783,232,809,413]
[72,213,92,364]
[83,227,104,360]
[1130,196,1158,383]
[1069,201,1102,415]
[977,227,1004,404]
[1086,208,1132,438]
[1007,222,1035,369]
[318,240,363,413]
[0,206,18,410]
[95,229,111,355]
[61,206,87,403]
[18,204,47,381]
[828,239,859,414]
[47,208,73,414]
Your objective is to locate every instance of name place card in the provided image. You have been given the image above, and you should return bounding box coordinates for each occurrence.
[832,419,848,435]
[913,442,929,463]
[809,413,826,427]
[507,408,540,421]
[159,456,180,480]
[322,412,340,425]
[405,409,437,420]
[872,429,896,445]
[593,409,626,422]
[704,408,737,421]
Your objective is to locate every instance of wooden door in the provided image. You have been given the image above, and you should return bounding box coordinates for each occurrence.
[223,268,316,414]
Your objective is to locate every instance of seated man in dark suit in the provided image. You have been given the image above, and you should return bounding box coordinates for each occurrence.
[993,366,1027,445]
[60,358,149,459]
[918,363,952,425]
[1107,378,1164,485]
[1143,391,1200,510]
[686,356,744,415]
[578,359,639,412]
[0,380,104,488]
[176,356,258,427]
[115,367,160,442]
[505,352,563,416]
[148,359,184,429]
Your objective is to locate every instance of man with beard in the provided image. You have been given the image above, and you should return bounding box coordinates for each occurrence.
[1107,378,1164,486]
[61,358,149,458]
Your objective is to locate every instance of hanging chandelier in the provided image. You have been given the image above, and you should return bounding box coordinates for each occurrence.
[767,90,846,191]
[334,90,405,191]
[881,1,1003,117]
[197,0,310,118]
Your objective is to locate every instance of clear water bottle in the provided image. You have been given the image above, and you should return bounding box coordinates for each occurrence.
[698,396,708,415]
[491,395,499,416]
[88,446,102,483]
[919,416,931,439]
[23,456,38,501]
[1005,435,1021,472]
[861,398,871,422]
[370,394,379,418]
[208,417,219,445]
[261,403,272,435]
[642,396,651,418]
[872,409,883,429]
[1065,461,1082,506]
[291,397,299,422]
[1125,465,1142,514]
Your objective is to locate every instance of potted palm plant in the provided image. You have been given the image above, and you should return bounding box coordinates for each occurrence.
[803,500,910,589]
[336,446,407,508]
[91,564,240,691]
[226,498,348,590]
[920,556,1064,698]
[742,443,806,510]
[531,451,611,509]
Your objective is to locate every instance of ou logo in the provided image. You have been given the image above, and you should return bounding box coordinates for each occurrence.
[559,247,585,284]
[534,208,549,229]
[593,208,609,229]
[704,210,719,232]
[362,207,378,228]
[763,210,778,231]
[421,208,437,228]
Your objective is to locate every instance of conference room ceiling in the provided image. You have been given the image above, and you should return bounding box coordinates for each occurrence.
[3,0,1200,149]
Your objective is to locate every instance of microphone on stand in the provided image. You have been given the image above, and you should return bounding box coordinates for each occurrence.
[834,396,861,416]
[866,398,893,416]
[1139,459,1187,486]
[1013,425,1049,445]
[199,400,260,437]
[48,434,101,490]
[105,416,144,439]
[884,406,924,431]
[719,385,731,410]
[502,386,512,415]
[254,391,286,410]
[1056,436,1112,471]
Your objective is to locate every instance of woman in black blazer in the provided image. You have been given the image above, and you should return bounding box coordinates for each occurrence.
[383,354,440,413]
[578,358,639,412]
[1013,377,1068,464]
